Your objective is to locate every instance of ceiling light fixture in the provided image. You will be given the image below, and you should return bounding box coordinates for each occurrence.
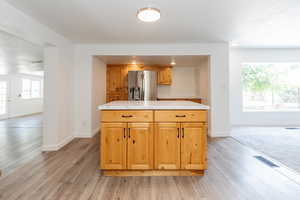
[137,7,160,22]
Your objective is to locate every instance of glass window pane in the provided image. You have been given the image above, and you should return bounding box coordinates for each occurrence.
[31,80,41,98]
[242,63,300,111]
[0,81,7,115]
[22,79,31,99]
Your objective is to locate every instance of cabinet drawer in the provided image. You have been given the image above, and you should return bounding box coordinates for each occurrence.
[101,110,153,122]
[155,110,207,122]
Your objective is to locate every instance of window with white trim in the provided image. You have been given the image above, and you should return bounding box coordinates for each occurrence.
[22,79,42,99]
[242,63,300,111]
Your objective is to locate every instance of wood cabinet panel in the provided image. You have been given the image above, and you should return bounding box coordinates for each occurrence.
[101,123,127,169]
[101,110,153,122]
[127,123,154,169]
[106,65,128,102]
[155,123,181,169]
[158,67,172,85]
[155,110,207,122]
[181,123,207,170]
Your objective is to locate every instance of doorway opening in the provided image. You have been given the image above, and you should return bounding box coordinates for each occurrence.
[0,30,44,176]
[91,55,211,136]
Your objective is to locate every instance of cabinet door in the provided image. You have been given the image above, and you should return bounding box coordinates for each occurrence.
[101,123,127,169]
[181,123,207,170]
[158,67,172,85]
[107,66,122,93]
[127,123,153,169]
[155,123,181,169]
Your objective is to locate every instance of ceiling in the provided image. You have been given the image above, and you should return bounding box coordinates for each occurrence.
[98,55,208,67]
[5,0,300,47]
[0,30,44,76]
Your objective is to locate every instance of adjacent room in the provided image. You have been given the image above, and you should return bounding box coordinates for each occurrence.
[230,48,300,174]
[0,30,44,175]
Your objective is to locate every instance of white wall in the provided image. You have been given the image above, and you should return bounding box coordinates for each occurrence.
[197,56,210,105]
[8,74,43,118]
[158,66,200,98]
[91,57,106,137]
[0,1,75,151]
[230,48,300,126]
[74,43,230,137]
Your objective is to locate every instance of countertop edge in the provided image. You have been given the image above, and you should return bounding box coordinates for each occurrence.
[98,106,210,110]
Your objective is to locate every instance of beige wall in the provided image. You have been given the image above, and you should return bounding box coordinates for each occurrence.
[158,57,210,103]
[157,66,200,98]
[91,57,106,135]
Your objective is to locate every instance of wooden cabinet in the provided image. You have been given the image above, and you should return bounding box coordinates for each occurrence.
[127,123,153,169]
[155,122,207,170]
[102,110,153,122]
[101,123,127,169]
[155,123,181,169]
[158,67,172,85]
[101,111,154,170]
[106,65,128,102]
[155,110,207,122]
[181,123,207,170]
[100,110,207,176]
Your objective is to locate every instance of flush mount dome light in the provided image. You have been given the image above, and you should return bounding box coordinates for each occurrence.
[137,7,160,22]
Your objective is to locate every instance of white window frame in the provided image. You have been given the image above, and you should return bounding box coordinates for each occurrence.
[242,62,300,112]
[21,78,43,99]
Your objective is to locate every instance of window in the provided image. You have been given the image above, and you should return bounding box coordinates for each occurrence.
[0,81,7,115]
[242,63,300,111]
[22,79,42,99]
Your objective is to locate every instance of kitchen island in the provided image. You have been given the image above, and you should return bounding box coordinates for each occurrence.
[98,101,209,176]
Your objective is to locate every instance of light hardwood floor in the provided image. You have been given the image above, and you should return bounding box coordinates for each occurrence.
[0,114,42,175]
[1,134,300,200]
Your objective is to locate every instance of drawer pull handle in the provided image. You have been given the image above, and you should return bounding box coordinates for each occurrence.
[122,115,133,118]
[176,115,186,118]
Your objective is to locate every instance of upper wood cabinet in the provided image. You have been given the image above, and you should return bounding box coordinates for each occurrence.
[155,123,181,169]
[106,65,128,102]
[181,123,207,170]
[101,123,127,169]
[127,123,153,169]
[158,67,172,85]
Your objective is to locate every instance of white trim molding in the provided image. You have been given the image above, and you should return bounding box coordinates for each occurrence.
[42,135,74,152]
[210,131,230,138]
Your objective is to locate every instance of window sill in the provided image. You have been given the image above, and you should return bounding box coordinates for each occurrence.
[21,97,43,100]
[243,109,300,113]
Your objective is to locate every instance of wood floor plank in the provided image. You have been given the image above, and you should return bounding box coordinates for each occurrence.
[1,133,300,200]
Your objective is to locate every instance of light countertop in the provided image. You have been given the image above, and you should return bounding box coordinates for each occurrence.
[98,101,210,110]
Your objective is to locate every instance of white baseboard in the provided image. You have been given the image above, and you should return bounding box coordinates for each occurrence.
[74,127,100,138]
[74,132,93,138]
[210,131,230,138]
[42,135,74,152]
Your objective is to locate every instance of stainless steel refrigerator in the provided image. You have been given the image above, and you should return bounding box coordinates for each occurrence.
[128,71,157,101]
